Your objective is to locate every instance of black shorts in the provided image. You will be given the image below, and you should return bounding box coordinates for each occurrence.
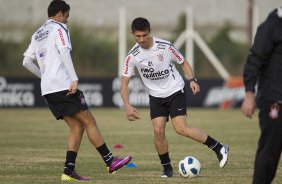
[149,89,187,120]
[44,89,88,120]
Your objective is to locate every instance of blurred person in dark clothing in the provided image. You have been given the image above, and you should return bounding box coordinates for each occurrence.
[241,7,282,184]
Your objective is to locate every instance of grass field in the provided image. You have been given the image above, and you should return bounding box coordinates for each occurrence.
[0,108,281,184]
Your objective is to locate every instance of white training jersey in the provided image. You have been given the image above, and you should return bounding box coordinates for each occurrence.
[123,37,185,98]
[23,19,73,96]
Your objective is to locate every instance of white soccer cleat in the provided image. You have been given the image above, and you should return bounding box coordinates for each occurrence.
[217,144,229,168]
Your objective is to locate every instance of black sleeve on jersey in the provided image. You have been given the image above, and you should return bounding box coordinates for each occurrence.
[128,45,140,56]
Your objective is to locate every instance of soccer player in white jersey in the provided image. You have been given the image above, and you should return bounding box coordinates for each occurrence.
[22,0,131,181]
[121,17,229,177]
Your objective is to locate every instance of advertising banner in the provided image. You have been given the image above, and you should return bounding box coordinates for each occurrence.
[0,76,245,108]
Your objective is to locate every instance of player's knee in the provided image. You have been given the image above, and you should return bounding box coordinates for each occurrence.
[154,129,165,139]
[174,127,187,136]
[79,124,85,132]
[71,124,85,136]
[78,122,85,130]
[174,124,192,138]
[83,120,96,129]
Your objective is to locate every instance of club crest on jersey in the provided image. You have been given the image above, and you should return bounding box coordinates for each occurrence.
[158,54,164,61]
[269,103,280,120]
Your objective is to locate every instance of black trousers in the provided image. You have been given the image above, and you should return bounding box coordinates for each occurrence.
[253,102,282,184]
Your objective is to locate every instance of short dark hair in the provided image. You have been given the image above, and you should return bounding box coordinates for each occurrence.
[131,17,151,33]
[48,0,70,17]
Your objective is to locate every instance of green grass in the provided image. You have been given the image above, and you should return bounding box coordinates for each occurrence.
[0,108,281,184]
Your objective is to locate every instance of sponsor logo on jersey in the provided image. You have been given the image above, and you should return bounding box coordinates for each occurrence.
[169,46,182,62]
[157,44,166,49]
[57,28,66,46]
[35,29,49,42]
[124,56,131,75]
[141,68,169,80]
[38,47,47,62]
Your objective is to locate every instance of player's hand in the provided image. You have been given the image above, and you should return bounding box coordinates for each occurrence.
[67,80,78,96]
[124,104,140,121]
[241,92,256,119]
[190,81,200,95]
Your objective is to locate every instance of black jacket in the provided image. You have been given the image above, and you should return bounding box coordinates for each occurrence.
[243,8,282,107]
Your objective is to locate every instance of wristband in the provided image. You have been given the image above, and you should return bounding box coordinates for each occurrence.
[189,77,198,83]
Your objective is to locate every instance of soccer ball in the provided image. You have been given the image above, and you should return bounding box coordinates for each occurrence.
[178,156,201,178]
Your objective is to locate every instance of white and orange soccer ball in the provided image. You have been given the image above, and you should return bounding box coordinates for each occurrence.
[178,156,201,178]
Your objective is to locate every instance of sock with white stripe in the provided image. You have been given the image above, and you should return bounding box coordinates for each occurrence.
[64,151,77,175]
[96,143,114,166]
[204,135,222,153]
[159,152,172,171]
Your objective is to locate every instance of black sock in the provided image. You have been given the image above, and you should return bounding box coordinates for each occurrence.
[158,152,172,171]
[204,135,222,153]
[96,143,114,166]
[64,151,77,175]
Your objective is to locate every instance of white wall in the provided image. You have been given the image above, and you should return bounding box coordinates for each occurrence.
[0,0,280,41]
[1,0,281,27]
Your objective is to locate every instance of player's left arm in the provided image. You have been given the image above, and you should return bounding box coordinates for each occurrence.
[181,61,200,95]
[168,44,200,95]
[55,26,78,96]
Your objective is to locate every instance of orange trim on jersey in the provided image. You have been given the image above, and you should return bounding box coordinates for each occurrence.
[124,56,131,75]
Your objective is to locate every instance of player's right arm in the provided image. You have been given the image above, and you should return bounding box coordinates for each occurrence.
[23,42,41,78]
[121,76,140,121]
[23,56,41,78]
